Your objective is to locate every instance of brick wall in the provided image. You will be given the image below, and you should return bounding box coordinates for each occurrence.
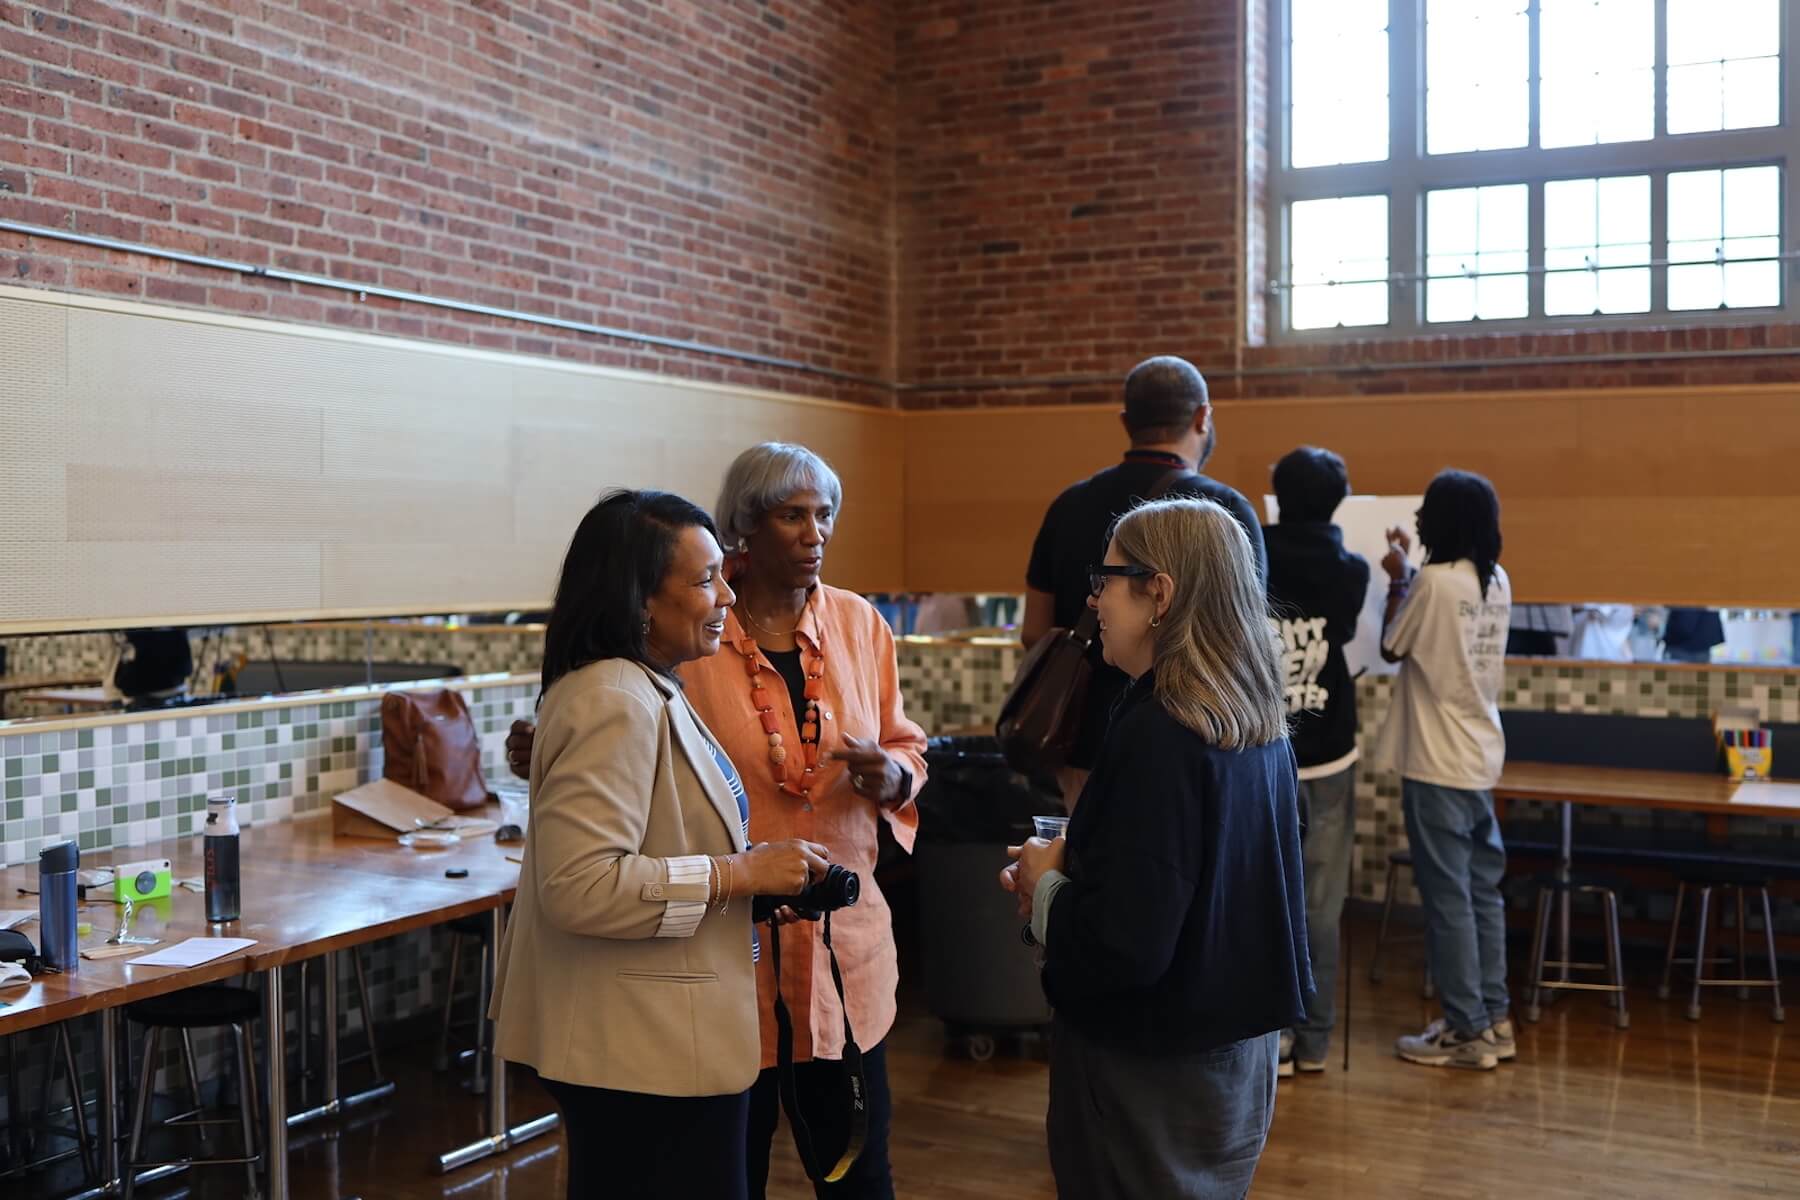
[9,2,1799,411]
[895,0,1800,410]
[0,0,896,403]
[896,1,1244,410]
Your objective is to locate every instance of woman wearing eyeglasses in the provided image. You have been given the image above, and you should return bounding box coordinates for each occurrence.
[1001,497,1310,1200]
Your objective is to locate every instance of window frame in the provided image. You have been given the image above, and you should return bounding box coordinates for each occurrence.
[1268,0,1800,340]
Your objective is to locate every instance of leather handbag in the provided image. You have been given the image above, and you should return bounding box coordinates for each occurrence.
[995,607,1100,776]
[994,467,1195,776]
[381,689,494,811]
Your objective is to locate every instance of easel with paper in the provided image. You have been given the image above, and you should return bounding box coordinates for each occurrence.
[1264,494,1425,679]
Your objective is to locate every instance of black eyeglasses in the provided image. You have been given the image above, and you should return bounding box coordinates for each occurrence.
[1088,563,1155,595]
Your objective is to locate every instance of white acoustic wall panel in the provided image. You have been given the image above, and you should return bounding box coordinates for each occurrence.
[0,286,902,633]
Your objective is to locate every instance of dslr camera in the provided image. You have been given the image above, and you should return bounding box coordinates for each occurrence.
[751,864,860,924]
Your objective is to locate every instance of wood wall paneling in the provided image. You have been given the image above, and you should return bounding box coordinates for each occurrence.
[904,389,1800,605]
[0,286,903,634]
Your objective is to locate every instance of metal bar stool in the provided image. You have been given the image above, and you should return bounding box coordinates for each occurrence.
[120,984,263,1200]
[1368,851,1436,999]
[0,1021,96,1186]
[1523,872,1629,1029]
[290,945,391,1125]
[436,914,493,1093]
[1657,868,1785,1023]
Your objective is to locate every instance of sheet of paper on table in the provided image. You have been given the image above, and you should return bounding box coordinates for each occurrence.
[128,936,257,968]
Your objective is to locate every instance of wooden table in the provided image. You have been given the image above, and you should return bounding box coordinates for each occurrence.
[1493,762,1800,1000]
[0,675,102,719]
[11,686,116,715]
[0,808,550,1199]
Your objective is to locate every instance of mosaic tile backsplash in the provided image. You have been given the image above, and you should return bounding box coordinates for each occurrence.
[6,629,1800,899]
[1,679,539,867]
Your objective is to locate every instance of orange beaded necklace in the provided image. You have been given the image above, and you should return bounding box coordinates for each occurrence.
[731,598,826,800]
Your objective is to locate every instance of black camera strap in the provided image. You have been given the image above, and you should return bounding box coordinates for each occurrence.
[768,912,868,1184]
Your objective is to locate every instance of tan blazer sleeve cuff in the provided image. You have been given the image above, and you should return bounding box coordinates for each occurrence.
[651,855,713,938]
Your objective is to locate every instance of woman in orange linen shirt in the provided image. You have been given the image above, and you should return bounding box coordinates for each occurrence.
[511,443,927,1198]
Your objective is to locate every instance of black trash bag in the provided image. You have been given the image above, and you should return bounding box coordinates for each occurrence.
[917,736,1062,845]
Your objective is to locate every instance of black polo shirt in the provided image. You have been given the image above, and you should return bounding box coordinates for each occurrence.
[1025,451,1267,769]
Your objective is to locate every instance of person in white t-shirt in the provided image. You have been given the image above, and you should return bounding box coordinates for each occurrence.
[1374,470,1514,1072]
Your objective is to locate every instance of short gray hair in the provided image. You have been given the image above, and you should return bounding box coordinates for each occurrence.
[713,442,844,552]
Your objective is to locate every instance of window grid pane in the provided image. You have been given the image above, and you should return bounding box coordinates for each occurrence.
[1667,166,1783,310]
[1289,196,1391,330]
[1426,185,1530,322]
[1426,0,1530,155]
[1539,0,1654,148]
[1666,0,1781,133]
[1288,0,1390,167]
[1544,176,1652,316]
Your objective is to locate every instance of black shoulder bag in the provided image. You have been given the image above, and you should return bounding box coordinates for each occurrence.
[766,915,867,1184]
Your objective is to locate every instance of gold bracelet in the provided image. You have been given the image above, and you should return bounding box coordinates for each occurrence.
[705,856,720,909]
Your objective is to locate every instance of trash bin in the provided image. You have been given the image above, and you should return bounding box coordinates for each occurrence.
[915,736,1063,1059]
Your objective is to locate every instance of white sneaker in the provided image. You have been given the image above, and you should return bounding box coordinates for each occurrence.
[1296,1057,1328,1074]
[1489,1018,1517,1062]
[1395,1019,1499,1071]
[1277,1030,1295,1078]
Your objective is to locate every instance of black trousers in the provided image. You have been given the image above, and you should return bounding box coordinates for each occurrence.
[746,1040,894,1199]
[539,1074,751,1200]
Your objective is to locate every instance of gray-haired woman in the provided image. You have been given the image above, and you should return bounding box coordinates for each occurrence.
[511,443,928,1198]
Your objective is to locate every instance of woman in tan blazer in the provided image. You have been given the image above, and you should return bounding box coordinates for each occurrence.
[490,489,830,1200]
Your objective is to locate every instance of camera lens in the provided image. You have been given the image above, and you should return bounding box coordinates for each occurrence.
[810,865,860,912]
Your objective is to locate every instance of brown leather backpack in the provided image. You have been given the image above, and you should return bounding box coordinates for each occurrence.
[381,689,494,811]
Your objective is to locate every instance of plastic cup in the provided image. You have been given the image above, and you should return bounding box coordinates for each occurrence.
[1032,815,1070,841]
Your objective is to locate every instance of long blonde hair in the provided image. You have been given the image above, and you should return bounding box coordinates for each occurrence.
[1108,498,1286,749]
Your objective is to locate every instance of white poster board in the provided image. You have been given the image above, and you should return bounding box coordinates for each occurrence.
[1264,494,1425,679]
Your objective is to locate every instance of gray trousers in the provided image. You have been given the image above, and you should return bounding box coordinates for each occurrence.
[1047,1020,1278,1199]
[1292,765,1356,1062]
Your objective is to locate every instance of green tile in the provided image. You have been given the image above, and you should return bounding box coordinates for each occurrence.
[78,771,93,789]
[4,759,19,778]
[78,729,93,749]
[61,794,77,813]
[146,744,160,761]
[5,799,21,821]
[78,830,96,851]
[41,753,58,772]
[5,781,19,801]
[146,801,160,818]
[223,734,235,750]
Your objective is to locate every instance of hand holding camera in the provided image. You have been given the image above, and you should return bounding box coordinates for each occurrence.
[736,839,832,897]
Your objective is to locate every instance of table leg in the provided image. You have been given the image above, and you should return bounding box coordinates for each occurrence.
[1558,801,1573,986]
[264,966,288,1200]
[99,1007,118,1191]
[436,905,558,1174]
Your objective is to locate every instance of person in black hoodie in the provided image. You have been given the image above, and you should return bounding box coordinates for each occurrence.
[1264,447,1370,1076]
[1001,497,1308,1200]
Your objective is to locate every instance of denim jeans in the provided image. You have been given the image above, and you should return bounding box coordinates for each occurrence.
[1291,766,1355,1063]
[1401,780,1511,1037]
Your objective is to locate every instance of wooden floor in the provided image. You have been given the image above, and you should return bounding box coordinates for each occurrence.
[16,917,1800,1198]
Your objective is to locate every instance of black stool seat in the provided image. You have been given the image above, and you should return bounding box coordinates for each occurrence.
[1534,870,1632,892]
[1677,865,1772,888]
[126,985,259,1029]
[1388,850,1412,864]
[449,914,488,936]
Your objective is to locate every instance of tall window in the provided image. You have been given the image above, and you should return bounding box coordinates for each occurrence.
[1270,0,1795,335]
